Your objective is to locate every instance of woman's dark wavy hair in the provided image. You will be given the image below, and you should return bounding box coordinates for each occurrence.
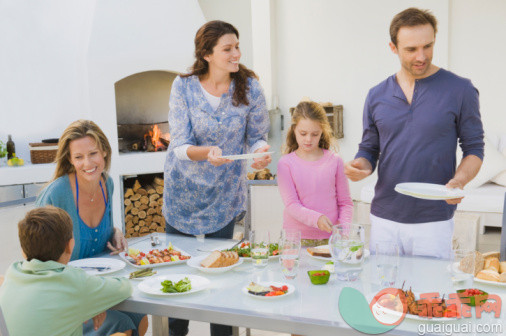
[182,20,257,106]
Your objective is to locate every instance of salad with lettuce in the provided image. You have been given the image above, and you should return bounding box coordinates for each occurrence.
[161,277,192,293]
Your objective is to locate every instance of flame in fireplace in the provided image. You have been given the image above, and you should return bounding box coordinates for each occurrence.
[144,125,170,151]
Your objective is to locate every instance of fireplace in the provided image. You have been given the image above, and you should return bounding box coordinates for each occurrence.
[115,70,176,153]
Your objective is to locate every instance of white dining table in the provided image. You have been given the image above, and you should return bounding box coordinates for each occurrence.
[102,234,506,336]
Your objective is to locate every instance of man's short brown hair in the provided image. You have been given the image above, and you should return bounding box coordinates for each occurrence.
[390,8,438,46]
[18,206,73,261]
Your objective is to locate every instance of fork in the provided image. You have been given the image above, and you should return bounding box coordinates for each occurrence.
[78,266,111,272]
[197,238,245,252]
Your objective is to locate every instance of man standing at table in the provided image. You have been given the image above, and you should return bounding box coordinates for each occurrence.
[345,8,484,258]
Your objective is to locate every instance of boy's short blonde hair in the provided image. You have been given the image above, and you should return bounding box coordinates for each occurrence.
[18,206,73,261]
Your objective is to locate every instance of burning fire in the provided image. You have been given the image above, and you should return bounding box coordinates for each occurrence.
[144,125,170,151]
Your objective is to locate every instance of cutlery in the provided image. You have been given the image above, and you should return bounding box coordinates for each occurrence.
[78,266,111,272]
[197,238,245,252]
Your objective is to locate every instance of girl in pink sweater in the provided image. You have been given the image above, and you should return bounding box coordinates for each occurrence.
[277,101,353,245]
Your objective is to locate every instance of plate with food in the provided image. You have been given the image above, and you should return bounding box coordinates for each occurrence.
[306,245,370,261]
[138,274,210,296]
[120,243,191,268]
[394,183,465,200]
[373,287,458,322]
[242,281,295,300]
[221,151,274,160]
[187,251,243,273]
[69,258,126,276]
[224,241,279,260]
[458,251,506,286]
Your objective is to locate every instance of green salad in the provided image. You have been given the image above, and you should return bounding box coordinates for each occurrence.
[225,242,279,258]
[161,277,192,293]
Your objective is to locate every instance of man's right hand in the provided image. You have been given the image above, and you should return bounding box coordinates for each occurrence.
[344,158,373,182]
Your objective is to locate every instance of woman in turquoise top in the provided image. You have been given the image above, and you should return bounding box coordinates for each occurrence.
[36,119,147,336]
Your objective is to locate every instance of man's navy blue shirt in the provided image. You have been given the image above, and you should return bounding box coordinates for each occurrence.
[356,68,484,223]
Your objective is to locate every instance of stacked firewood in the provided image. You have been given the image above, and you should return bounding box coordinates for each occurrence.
[124,177,165,238]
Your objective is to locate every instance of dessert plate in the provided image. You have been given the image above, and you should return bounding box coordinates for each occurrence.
[395,183,465,200]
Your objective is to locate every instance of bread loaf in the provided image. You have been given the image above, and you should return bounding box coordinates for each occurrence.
[307,247,331,258]
[483,251,500,259]
[484,257,500,273]
[476,269,500,282]
[499,261,506,274]
[200,251,239,268]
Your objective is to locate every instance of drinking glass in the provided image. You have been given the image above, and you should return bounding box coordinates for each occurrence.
[279,231,301,280]
[450,249,475,291]
[250,230,270,268]
[329,224,365,281]
[375,242,399,288]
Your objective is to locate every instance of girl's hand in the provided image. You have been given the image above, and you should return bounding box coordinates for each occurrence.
[107,228,128,255]
[251,145,272,170]
[317,215,333,233]
[207,146,233,167]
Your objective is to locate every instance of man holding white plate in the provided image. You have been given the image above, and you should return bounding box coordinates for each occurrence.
[345,8,484,258]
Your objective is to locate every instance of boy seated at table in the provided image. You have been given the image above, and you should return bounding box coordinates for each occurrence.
[0,206,133,336]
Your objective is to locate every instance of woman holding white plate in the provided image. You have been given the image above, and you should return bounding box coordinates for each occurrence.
[163,20,270,239]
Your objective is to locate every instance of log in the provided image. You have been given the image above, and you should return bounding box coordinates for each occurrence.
[147,208,156,216]
[138,220,146,227]
[149,201,158,208]
[125,222,134,231]
[145,215,153,224]
[139,204,148,211]
[132,216,139,224]
[124,199,132,206]
[157,198,163,206]
[138,188,147,196]
[156,227,165,233]
[125,214,133,223]
[133,180,141,192]
[140,196,149,205]
[134,201,141,208]
[156,207,163,215]
[130,194,141,201]
[156,186,164,194]
[140,227,149,234]
[147,188,156,194]
[124,204,133,215]
[154,177,164,186]
[149,223,158,231]
[149,194,160,202]
[134,225,140,232]
[132,232,140,237]
[131,208,139,216]
[126,228,135,235]
[124,188,134,198]
[138,210,147,219]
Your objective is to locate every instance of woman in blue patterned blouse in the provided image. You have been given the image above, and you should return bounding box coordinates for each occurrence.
[163,20,271,336]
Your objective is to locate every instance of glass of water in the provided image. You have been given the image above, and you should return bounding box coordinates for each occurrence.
[250,230,270,268]
[450,249,475,290]
[279,231,301,280]
[329,224,365,281]
[375,242,399,288]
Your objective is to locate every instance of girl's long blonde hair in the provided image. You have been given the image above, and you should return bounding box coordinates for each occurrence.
[284,101,336,154]
[51,120,112,181]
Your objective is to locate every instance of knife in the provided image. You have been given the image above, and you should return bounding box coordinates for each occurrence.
[78,266,111,272]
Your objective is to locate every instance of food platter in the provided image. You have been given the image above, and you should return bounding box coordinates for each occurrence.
[306,245,370,261]
[242,281,295,300]
[138,274,210,296]
[69,258,125,276]
[395,183,465,200]
[221,151,274,160]
[120,245,192,269]
[375,304,457,322]
[187,254,244,273]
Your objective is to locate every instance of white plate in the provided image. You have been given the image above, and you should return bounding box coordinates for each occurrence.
[307,245,370,261]
[138,274,210,296]
[375,304,457,322]
[69,258,125,276]
[221,151,274,160]
[119,246,192,269]
[395,183,465,200]
[187,254,244,273]
[242,281,295,300]
[474,277,506,287]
